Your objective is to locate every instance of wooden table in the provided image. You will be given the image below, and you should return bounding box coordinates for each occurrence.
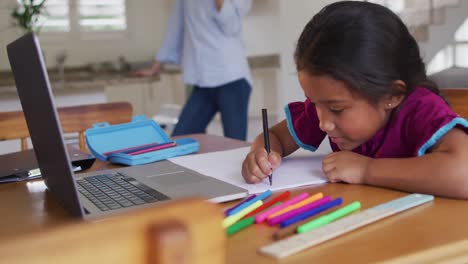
[1,134,468,263]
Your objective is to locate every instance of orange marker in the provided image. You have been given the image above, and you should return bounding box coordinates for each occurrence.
[267,192,323,219]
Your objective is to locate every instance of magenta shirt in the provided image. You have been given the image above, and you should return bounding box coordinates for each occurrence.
[285,87,468,158]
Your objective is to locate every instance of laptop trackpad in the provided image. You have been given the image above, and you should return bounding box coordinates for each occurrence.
[142,171,244,201]
[146,172,208,187]
[144,172,213,198]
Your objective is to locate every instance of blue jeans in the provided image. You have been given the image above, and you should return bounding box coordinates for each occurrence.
[171,78,251,140]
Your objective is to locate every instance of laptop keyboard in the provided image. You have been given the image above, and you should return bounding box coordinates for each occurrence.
[76,173,170,211]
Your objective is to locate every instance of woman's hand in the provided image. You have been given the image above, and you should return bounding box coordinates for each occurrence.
[242,148,282,184]
[129,61,161,77]
[322,151,371,184]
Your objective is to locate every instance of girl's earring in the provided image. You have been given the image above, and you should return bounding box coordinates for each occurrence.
[387,103,392,107]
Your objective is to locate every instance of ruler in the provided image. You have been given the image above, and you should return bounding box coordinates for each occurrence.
[259,193,434,259]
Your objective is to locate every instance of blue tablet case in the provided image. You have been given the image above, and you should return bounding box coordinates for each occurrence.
[85,115,199,166]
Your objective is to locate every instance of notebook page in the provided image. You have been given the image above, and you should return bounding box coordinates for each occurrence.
[168,147,327,194]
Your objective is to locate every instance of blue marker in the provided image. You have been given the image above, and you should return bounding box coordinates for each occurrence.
[228,190,272,216]
[279,198,343,228]
[224,194,257,216]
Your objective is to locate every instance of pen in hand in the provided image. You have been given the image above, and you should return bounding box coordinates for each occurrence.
[262,108,273,186]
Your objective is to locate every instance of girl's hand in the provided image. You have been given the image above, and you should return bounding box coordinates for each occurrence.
[322,151,371,184]
[242,148,282,184]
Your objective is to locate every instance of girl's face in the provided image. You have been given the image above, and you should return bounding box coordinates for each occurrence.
[298,71,392,151]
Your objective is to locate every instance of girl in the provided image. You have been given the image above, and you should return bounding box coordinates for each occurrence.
[241,1,468,199]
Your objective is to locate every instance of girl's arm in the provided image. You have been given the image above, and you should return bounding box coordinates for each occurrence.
[251,120,299,157]
[364,128,468,199]
[242,120,299,183]
[324,128,468,199]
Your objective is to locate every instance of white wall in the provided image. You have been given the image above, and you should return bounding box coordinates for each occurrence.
[276,0,335,119]
[244,0,280,56]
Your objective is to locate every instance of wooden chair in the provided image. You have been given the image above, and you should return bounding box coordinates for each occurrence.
[0,198,225,264]
[440,88,468,117]
[0,102,133,152]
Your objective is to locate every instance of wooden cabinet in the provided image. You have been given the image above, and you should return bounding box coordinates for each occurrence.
[105,73,186,117]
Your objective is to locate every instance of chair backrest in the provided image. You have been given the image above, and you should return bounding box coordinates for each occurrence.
[440,88,468,117]
[0,198,225,264]
[0,101,133,152]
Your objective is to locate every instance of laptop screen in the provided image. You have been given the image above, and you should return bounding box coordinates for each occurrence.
[7,33,84,217]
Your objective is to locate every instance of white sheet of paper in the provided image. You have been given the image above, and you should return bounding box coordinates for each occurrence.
[168,147,328,194]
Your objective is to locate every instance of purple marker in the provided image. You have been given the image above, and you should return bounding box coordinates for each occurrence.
[128,142,176,155]
[280,198,343,228]
[267,196,331,226]
[224,194,257,216]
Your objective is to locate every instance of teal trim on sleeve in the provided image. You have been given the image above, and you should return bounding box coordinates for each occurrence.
[418,117,468,156]
[284,105,317,152]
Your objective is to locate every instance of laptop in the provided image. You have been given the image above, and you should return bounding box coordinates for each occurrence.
[0,145,95,183]
[7,33,247,220]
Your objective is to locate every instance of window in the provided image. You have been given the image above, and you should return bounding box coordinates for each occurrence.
[455,17,468,41]
[40,0,70,32]
[39,0,126,33]
[78,0,126,31]
[427,16,468,73]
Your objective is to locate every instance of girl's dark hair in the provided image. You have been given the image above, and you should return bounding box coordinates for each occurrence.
[295,1,439,105]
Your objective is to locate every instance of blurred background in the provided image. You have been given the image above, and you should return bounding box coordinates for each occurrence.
[1,0,467,153]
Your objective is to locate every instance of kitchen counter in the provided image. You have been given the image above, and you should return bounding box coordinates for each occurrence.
[0,54,279,95]
[0,67,160,95]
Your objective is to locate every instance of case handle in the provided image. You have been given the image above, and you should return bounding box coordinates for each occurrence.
[132,115,148,122]
[92,122,110,128]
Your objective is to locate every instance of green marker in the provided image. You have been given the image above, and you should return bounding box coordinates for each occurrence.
[227,216,255,236]
[297,201,361,234]
[226,202,283,236]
